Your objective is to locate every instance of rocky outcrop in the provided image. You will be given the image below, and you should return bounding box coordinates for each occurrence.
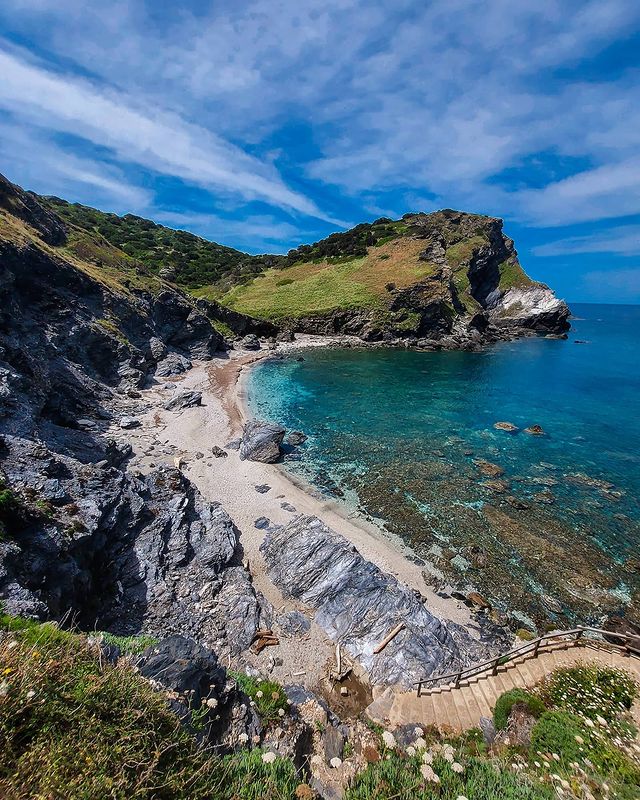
[260,515,497,688]
[239,420,286,463]
[136,635,261,750]
[274,210,570,347]
[0,175,269,659]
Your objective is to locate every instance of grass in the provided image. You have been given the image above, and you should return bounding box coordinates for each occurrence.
[229,671,288,722]
[345,751,554,800]
[221,238,439,320]
[498,257,534,291]
[0,617,301,799]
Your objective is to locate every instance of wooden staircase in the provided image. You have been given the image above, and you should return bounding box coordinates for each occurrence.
[367,639,640,732]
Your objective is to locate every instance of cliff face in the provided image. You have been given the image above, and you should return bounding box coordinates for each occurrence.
[0,173,271,654]
[223,210,571,348]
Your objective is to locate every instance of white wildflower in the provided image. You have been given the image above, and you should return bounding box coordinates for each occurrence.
[329,757,342,769]
[452,762,464,774]
[406,746,416,757]
[256,690,264,699]
[206,697,218,709]
[574,735,584,744]
[413,736,427,750]
[278,708,285,717]
[238,733,249,744]
[422,751,433,764]
[596,715,607,726]
[382,731,396,749]
[261,751,277,764]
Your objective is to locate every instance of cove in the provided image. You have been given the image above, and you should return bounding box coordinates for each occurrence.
[247,303,640,630]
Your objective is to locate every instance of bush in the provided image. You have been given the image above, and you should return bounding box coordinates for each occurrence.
[540,663,638,722]
[229,671,288,722]
[530,709,640,791]
[529,710,586,764]
[494,689,546,731]
[97,631,158,655]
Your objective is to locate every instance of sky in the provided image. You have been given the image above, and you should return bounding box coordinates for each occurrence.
[0,1,639,303]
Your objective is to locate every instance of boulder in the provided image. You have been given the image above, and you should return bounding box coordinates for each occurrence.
[287,431,308,446]
[212,446,228,458]
[239,420,285,463]
[163,390,202,411]
[155,352,192,377]
[524,425,545,435]
[136,635,260,749]
[240,334,261,350]
[119,416,140,429]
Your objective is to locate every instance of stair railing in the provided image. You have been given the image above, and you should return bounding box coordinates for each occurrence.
[416,626,640,697]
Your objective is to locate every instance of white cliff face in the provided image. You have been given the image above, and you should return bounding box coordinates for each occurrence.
[489,285,570,329]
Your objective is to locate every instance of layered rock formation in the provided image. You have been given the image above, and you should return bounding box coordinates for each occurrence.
[261,515,496,688]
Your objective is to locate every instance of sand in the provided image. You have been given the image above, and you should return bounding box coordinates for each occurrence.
[113,336,474,689]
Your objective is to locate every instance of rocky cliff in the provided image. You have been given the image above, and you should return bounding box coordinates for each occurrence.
[223,210,571,348]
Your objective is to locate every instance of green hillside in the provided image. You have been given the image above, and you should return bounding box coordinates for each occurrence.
[41,197,284,291]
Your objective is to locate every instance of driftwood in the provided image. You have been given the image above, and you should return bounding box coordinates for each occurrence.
[251,629,280,654]
[373,622,405,654]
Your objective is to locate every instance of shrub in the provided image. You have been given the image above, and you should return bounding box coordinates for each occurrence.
[275,278,294,286]
[494,689,546,731]
[229,671,288,722]
[529,710,586,764]
[540,663,638,722]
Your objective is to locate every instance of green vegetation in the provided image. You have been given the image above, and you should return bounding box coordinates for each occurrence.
[0,615,301,799]
[494,688,546,731]
[221,238,437,321]
[498,257,534,292]
[229,670,288,722]
[285,218,407,265]
[0,477,23,539]
[539,663,638,723]
[345,751,554,800]
[43,196,282,291]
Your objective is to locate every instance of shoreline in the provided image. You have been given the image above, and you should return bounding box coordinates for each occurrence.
[115,337,477,689]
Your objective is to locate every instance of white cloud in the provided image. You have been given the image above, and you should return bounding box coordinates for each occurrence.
[0,45,324,218]
[0,0,639,238]
[534,225,640,257]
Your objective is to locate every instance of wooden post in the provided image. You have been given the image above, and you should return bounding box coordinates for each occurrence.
[454,672,461,689]
[417,682,423,697]
[533,639,541,657]
[574,629,584,646]
[492,658,499,676]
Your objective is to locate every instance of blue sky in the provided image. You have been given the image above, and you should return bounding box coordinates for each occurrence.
[0,1,639,303]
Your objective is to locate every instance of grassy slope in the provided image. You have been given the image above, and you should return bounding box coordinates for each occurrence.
[0,615,300,800]
[221,238,440,320]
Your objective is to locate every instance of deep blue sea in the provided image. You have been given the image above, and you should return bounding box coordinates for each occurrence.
[247,304,640,629]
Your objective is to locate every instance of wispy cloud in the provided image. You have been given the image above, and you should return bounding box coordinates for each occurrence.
[534,225,640,257]
[0,45,324,218]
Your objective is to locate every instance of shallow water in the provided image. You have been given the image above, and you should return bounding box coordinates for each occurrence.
[247,304,640,629]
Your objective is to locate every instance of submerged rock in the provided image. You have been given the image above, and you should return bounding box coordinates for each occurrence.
[493,421,519,433]
[524,424,545,435]
[260,515,495,688]
[239,420,285,463]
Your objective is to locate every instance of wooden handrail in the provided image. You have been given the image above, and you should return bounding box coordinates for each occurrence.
[416,626,640,696]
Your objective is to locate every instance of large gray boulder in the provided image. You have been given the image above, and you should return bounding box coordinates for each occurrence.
[155,352,192,377]
[163,389,202,411]
[240,333,261,350]
[260,516,495,688]
[239,420,285,463]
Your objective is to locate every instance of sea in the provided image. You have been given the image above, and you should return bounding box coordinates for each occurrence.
[247,304,640,630]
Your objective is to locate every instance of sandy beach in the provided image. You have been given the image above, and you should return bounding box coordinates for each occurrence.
[113,337,475,691]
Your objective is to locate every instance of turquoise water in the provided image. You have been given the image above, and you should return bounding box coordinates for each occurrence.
[247,304,640,628]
